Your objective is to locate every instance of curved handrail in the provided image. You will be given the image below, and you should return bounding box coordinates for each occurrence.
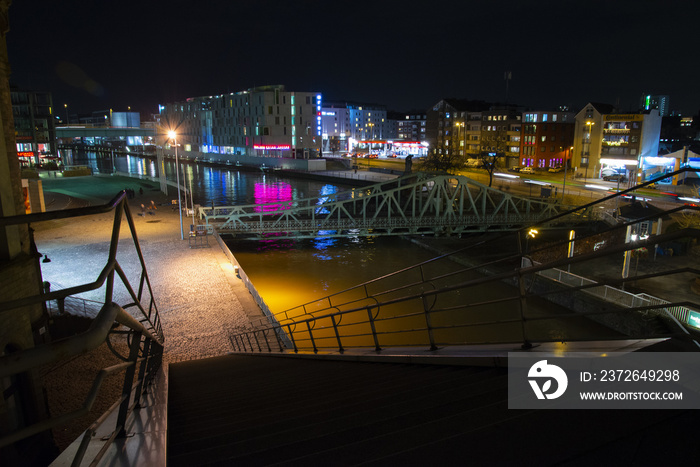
[0,190,165,464]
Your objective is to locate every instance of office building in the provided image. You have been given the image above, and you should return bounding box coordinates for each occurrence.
[160,85,322,161]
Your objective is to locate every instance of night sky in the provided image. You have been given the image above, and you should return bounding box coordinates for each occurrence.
[8,0,700,118]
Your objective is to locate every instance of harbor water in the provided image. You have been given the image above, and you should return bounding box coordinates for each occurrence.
[68,150,624,345]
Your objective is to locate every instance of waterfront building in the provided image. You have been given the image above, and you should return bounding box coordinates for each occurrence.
[572,102,662,181]
[520,109,575,169]
[160,85,322,162]
[11,86,57,166]
[320,102,388,154]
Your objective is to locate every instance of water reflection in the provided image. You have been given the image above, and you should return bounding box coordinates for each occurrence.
[69,151,351,210]
[228,236,429,314]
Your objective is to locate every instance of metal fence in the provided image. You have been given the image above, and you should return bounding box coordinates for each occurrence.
[531,259,695,326]
[0,191,165,466]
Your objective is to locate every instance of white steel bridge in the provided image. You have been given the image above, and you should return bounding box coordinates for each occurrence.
[198,172,577,239]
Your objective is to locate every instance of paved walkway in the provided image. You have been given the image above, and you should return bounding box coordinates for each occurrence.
[35,174,265,364]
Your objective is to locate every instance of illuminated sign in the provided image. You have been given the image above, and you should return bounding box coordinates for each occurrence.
[604,114,644,121]
[18,151,34,157]
[253,144,290,150]
[322,111,336,116]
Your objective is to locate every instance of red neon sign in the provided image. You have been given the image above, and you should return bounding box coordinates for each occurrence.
[17,151,34,157]
[254,144,290,150]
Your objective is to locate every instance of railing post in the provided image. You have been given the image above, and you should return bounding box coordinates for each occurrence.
[517,270,532,350]
[273,325,285,351]
[287,325,298,353]
[261,329,272,352]
[422,295,438,351]
[116,331,142,438]
[245,332,254,352]
[133,339,151,408]
[306,321,318,353]
[252,330,263,351]
[331,315,344,353]
[367,307,382,352]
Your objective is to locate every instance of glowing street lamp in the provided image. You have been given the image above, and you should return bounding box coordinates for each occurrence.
[168,130,184,240]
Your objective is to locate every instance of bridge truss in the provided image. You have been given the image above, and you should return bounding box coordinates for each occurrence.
[199,172,573,239]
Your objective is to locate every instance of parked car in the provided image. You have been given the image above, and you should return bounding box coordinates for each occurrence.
[508,166,522,172]
[520,166,535,174]
[603,174,627,182]
[601,168,620,177]
[548,166,563,173]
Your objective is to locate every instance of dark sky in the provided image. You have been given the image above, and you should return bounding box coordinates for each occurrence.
[8,0,700,118]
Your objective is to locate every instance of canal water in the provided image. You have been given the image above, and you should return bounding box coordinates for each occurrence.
[68,150,623,345]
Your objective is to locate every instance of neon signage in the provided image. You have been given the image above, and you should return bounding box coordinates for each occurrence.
[18,151,34,157]
[254,144,290,150]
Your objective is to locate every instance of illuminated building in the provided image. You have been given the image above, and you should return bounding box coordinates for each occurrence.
[10,87,57,166]
[397,112,426,142]
[320,102,387,153]
[160,85,322,160]
[481,107,522,168]
[520,110,575,169]
[572,102,662,180]
[426,99,491,162]
[639,94,670,117]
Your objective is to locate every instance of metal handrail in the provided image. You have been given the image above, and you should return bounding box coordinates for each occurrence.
[0,190,165,466]
[269,170,700,323]
[229,171,700,353]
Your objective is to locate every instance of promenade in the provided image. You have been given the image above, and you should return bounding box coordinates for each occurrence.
[35,174,265,363]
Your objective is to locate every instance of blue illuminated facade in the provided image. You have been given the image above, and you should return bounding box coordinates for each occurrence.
[160,85,322,159]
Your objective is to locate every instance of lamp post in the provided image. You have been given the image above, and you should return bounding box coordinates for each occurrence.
[64,104,68,124]
[584,121,594,180]
[562,146,573,200]
[168,130,184,240]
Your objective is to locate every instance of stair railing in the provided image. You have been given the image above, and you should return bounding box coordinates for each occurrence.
[228,169,700,354]
[0,190,165,466]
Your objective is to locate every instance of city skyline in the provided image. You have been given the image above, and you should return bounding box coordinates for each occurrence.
[8,0,700,117]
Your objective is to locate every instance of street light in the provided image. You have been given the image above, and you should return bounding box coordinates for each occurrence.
[584,121,594,180]
[168,130,184,240]
[64,104,68,124]
[562,146,573,200]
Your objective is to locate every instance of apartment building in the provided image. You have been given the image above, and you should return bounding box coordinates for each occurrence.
[520,110,575,169]
[160,85,322,159]
[397,112,427,142]
[572,102,661,180]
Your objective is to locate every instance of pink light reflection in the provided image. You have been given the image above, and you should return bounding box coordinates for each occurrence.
[254,181,294,213]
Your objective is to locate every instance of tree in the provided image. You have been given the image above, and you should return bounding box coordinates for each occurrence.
[419,150,464,173]
[478,125,509,187]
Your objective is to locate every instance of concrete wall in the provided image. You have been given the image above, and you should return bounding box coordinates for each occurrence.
[165,150,327,172]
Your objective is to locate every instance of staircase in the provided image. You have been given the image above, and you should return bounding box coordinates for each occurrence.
[167,353,697,466]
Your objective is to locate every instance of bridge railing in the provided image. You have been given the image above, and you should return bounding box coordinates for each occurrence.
[202,173,577,238]
[0,191,165,466]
